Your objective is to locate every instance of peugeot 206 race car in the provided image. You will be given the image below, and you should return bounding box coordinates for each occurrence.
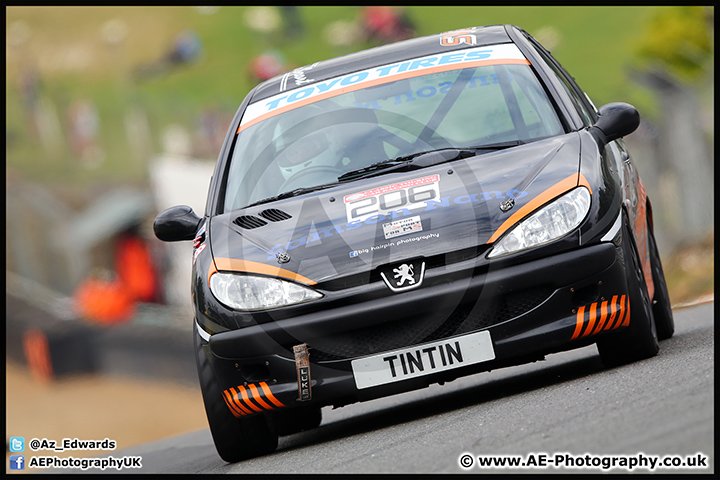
[154,24,674,462]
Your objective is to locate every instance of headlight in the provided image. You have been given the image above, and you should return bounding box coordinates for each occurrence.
[209,273,323,311]
[488,187,591,258]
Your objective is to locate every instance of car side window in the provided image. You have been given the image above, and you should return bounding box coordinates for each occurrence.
[525,38,597,127]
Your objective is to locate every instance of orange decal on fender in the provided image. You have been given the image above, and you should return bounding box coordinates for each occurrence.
[209,258,317,286]
[487,173,592,244]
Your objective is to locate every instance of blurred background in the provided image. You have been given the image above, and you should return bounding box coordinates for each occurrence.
[5,6,714,463]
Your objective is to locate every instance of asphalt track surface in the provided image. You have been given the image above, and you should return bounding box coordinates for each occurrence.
[75,302,713,474]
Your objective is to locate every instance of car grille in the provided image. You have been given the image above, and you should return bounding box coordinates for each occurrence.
[307,286,554,362]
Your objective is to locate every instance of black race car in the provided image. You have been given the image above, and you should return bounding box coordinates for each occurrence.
[154,24,674,462]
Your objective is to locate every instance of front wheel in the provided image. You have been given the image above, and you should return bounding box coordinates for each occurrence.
[648,226,674,340]
[597,219,659,367]
[194,323,278,462]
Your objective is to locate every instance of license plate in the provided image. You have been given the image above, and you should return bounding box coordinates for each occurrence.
[351,331,495,389]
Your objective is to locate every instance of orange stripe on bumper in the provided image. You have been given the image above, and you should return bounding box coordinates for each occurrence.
[592,301,609,335]
[582,302,598,337]
[604,295,619,330]
[238,385,264,413]
[223,383,287,417]
[571,306,585,340]
[259,382,285,408]
[248,383,273,410]
[622,300,631,327]
[223,390,246,417]
[571,295,627,341]
[613,295,627,329]
[228,387,254,415]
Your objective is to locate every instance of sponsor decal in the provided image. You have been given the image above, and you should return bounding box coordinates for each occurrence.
[440,27,479,47]
[267,188,528,261]
[193,222,206,246]
[383,215,423,239]
[345,175,440,223]
[192,221,206,265]
[280,62,319,91]
[352,72,501,111]
[349,232,440,258]
[239,44,529,132]
[192,242,206,265]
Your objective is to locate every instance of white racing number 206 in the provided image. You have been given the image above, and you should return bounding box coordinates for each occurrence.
[344,175,440,223]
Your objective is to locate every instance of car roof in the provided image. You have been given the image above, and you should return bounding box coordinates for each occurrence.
[249,24,515,103]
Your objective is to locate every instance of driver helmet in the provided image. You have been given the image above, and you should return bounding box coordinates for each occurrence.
[273,104,344,180]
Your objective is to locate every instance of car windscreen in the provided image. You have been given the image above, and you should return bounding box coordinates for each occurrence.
[223,46,563,212]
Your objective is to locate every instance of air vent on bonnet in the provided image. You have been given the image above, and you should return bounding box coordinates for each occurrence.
[233,209,292,229]
[234,215,268,229]
[259,209,292,222]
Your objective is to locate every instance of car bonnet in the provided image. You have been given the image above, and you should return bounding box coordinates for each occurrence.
[208,133,586,286]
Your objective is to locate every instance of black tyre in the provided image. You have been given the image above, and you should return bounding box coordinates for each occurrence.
[194,323,278,462]
[648,226,675,340]
[272,406,322,436]
[597,219,659,367]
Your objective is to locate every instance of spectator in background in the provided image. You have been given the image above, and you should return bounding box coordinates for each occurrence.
[361,6,415,44]
[67,99,100,165]
[249,50,288,82]
[134,30,202,81]
[18,65,41,137]
[280,6,304,39]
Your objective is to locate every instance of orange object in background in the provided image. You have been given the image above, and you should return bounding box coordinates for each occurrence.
[73,230,160,324]
[23,328,54,383]
[74,277,136,324]
[115,234,159,303]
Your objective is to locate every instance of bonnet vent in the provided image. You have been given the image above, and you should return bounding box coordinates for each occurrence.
[234,215,268,230]
[259,209,292,222]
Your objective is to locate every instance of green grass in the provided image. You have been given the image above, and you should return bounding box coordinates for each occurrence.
[6,6,671,188]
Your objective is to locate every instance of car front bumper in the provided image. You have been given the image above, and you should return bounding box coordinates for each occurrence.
[198,241,629,417]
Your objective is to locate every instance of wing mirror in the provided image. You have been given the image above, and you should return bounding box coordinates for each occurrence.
[153,205,202,242]
[590,102,640,146]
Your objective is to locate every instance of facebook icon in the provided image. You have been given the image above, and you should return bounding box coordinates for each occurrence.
[10,455,25,470]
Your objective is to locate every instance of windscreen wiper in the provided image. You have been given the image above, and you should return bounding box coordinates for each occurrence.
[337,148,478,182]
[470,140,525,150]
[245,183,339,208]
[248,142,527,206]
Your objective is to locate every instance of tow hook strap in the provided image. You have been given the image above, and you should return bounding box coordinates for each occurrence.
[293,343,312,401]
